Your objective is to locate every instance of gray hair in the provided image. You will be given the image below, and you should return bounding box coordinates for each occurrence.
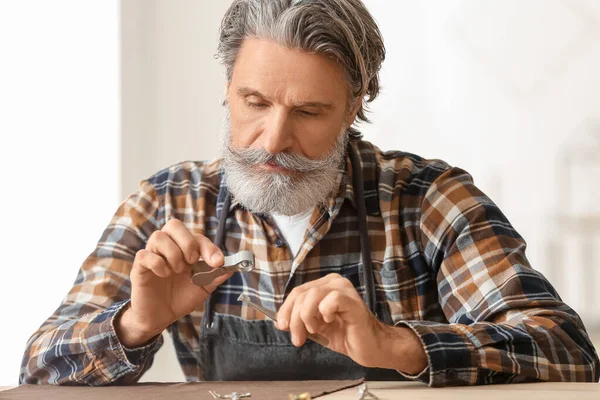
[217,0,386,139]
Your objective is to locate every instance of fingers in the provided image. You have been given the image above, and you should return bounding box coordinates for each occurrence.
[162,219,201,264]
[278,274,360,347]
[146,230,185,274]
[318,291,346,323]
[142,218,223,277]
[300,287,330,334]
[289,291,308,346]
[133,249,171,278]
[277,273,342,329]
[195,234,224,268]
[289,286,334,346]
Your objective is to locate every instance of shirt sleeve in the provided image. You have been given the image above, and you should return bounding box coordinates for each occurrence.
[19,180,165,385]
[398,167,600,387]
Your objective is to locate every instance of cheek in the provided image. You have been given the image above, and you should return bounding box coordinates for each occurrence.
[229,104,264,147]
[294,120,344,159]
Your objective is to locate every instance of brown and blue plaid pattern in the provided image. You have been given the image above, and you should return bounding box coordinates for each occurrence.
[19,140,599,386]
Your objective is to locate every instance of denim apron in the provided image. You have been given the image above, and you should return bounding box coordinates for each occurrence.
[198,143,406,381]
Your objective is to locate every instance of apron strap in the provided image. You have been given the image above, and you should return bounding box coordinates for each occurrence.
[348,142,378,316]
[204,192,231,329]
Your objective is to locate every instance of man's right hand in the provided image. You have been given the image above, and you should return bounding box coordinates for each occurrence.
[115,218,231,348]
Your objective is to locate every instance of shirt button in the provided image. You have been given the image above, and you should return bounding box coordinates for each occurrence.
[275,238,284,247]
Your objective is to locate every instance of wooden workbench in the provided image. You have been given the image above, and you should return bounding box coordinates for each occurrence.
[1,381,599,399]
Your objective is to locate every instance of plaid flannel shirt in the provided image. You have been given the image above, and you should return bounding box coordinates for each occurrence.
[19,140,599,386]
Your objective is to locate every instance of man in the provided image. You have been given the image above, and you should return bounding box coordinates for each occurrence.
[20,0,599,387]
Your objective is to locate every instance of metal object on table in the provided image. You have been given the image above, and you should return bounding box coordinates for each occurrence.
[208,390,251,399]
[288,392,311,400]
[191,250,255,286]
[357,383,378,400]
[237,293,330,347]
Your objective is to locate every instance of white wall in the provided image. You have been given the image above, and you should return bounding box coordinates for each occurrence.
[122,0,600,382]
[0,1,119,386]
[121,0,232,197]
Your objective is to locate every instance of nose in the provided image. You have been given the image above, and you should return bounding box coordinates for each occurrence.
[261,108,293,154]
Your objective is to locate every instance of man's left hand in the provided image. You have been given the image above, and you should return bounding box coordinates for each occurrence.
[275,273,427,375]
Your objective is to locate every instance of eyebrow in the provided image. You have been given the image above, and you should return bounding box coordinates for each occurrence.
[236,87,335,110]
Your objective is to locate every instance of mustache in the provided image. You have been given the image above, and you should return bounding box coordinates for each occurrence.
[225,144,345,173]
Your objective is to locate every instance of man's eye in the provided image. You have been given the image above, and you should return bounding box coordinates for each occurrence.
[247,102,267,109]
[297,109,318,117]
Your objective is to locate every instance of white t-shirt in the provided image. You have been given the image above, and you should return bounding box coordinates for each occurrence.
[271,209,313,259]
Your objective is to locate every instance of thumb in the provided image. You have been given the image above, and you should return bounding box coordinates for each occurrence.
[194,234,224,268]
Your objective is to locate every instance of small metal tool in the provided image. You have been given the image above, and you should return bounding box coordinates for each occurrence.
[191,250,255,287]
[357,383,379,400]
[209,390,251,399]
[237,293,330,347]
[288,393,311,400]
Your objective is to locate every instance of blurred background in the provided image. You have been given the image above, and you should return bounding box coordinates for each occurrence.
[0,0,598,385]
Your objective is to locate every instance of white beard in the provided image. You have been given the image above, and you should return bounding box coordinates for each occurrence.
[220,113,348,216]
